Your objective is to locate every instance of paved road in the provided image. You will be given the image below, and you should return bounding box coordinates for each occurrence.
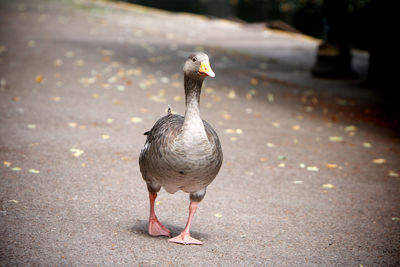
[1,0,399,265]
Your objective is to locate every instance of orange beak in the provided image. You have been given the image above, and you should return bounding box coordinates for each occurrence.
[198,61,215,77]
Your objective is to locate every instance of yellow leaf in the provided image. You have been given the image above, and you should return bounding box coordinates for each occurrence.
[225,129,235,134]
[372,158,386,164]
[102,135,110,140]
[29,169,40,174]
[292,125,300,131]
[388,170,399,177]
[227,90,236,99]
[214,213,222,218]
[362,142,372,148]
[50,96,61,102]
[267,93,274,103]
[307,166,319,172]
[345,125,357,132]
[223,113,232,120]
[35,75,43,83]
[329,136,344,142]
[3,161,11,167]
[323,184,335,189]
[250,78,258,86]
[130,117,143,123]
[326,163,337,169]
[70,148,84,157]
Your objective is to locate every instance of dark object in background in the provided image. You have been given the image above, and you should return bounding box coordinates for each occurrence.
[312,0,358,79]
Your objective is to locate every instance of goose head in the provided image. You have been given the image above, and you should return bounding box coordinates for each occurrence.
[183,52,215,79]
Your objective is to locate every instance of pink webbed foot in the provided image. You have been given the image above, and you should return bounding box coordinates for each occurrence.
[168,233,203,245]
[148,218,171,237]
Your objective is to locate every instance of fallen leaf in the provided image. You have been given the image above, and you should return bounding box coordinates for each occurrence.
[149,95,166,103]
[392,217,400,221]
[28,40,36,47]
[8,200,19,203]
[345,125,357,132]
[130,117,143,123]
[277,155,286,160]
[106,118,113,124]
[293,180,304,184]
[250,78,258,86]
[307,166,319,172]
[173,95,182,101]
[323,184,335,188]
[214,213,222,218]
[225,129,235,134]
[50,96,61,102]
[372,158,386,164]
[70,148,84,158]
[227,90,236,99]
[139,108,149,113]
[11,167,21,171]
[259,157,268,162]
[75,59,85,66]
[292,125,300,131]
[223,113,232,120]
[102,135,110,140]
[362,142,372,148]
[160,77,169,83]
[54,59,63,66]
[230,137,237,141]
[272,122,280,127]
[278,163,285,167]
[28,169,40,174]
[68,122,77,128]
[266,143,275,148]
[81,163,86,167]
[35,75,43,83]
[299,163,306,168]
[388,170,399,177]
[3,161,11,167]
[267,93,274,103]
[326,163,337,169]
[329,136,344,142]
[27,124,36,129]
[65,51,75,58]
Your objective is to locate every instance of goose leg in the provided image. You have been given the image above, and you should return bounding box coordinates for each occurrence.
[148,192,170,237]
[168,189,206,245]
[168,201,202,245]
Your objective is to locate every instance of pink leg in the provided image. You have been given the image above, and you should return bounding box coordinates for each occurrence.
[168,201,203,245]
[148,192,170,237]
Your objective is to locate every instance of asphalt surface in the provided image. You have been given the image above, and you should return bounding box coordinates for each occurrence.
[0,0,399,266]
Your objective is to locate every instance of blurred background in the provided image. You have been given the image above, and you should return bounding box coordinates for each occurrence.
[126,0,371,50]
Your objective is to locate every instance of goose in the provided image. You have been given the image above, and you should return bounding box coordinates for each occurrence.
[139,52,223,245]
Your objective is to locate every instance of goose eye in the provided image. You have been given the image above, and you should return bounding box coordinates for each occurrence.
[192,58,197,62]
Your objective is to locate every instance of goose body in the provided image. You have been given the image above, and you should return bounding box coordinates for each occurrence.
[139,113,222,195]
[139,52,223,245]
